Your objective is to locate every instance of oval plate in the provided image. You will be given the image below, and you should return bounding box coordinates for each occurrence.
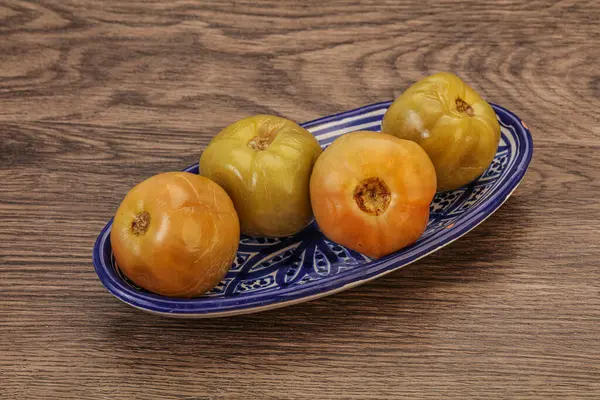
[93,101,533,318]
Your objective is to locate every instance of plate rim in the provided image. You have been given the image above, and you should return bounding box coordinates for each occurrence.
[92,101,533,318]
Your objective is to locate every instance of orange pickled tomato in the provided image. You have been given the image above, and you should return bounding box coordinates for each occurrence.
[110,172,240,298]
[310,131,436,259]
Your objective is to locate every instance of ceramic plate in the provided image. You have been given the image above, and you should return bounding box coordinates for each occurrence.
[93,101,533,317]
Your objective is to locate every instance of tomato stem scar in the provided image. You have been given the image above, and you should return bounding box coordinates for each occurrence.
[354,177,391,216]
[456,97,475,116]
[248,120,284,151]
[131,211,150,235]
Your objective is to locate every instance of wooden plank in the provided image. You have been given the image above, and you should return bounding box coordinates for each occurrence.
[1,0,599,398]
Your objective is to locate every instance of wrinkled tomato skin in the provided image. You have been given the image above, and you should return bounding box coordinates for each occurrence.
[200,115,322,238]
[110,172,240,298]
[310,131,437,259]
[382,72,501,191]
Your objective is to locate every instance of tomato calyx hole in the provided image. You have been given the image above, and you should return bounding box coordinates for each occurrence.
[248,135,274,151]
[131,211,150,236]
[455,97,474,116]
[354,177,391,216]
[248,120,284,151]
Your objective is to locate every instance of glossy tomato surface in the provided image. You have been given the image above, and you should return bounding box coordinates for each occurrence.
[200,115,322,237]
[382,72,501,191]
[310,131,437,259]
[110,172,240,298]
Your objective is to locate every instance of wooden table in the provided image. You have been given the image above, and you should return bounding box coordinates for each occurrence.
[2,1,599,398]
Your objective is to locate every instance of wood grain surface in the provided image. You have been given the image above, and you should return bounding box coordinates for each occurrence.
[1,0,599,398]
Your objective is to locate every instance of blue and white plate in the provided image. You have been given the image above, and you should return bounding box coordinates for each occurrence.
[93,101,533,317]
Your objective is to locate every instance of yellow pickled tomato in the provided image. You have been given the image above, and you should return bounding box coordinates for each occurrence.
[200,115,322,237]
[382,72,501,191]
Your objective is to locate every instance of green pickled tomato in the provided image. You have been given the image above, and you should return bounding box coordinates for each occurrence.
[200,115,322,237]
[382,72,501,191]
